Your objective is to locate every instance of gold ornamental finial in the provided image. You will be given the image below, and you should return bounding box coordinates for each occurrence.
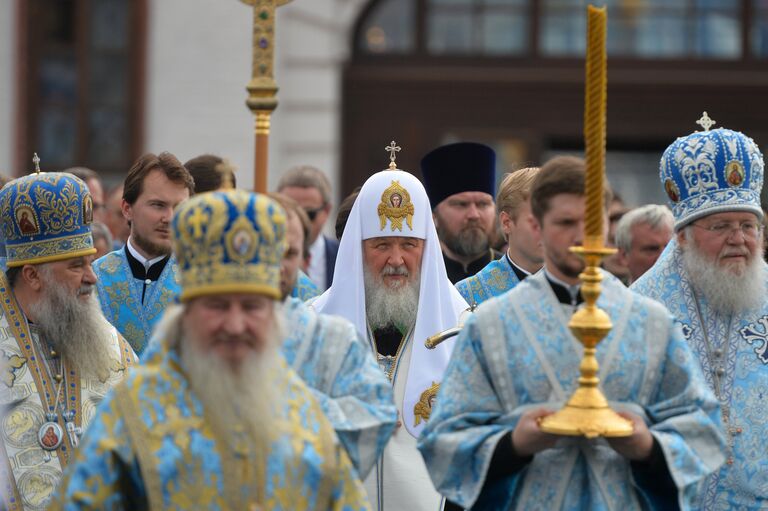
[386,141,401,170]
[32,153,41,174]
[696,111,716,132]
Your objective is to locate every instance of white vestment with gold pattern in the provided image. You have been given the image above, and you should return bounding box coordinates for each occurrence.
[0,280,135,511]
[363,329,445,511]
[313,168,468,511]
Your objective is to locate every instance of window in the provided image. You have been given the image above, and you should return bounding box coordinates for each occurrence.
[427,0,529,55]
[357,0,530,55]
[356,0,751,59]
[752,0,768,57]
[23,0,145,177]
[541,0,741,58]
[358,0,415,54]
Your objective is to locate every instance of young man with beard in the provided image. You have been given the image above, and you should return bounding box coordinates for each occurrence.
[93,152,194,356]
[50,190,371,510]
[421,142,500,284]
[0,170,135,510]
[456,166,543,305]
[419,156,725,510]
[632,116,768,509]
[313,156,468,511]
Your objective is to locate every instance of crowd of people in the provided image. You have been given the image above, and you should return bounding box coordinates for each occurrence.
[1,113,766,510]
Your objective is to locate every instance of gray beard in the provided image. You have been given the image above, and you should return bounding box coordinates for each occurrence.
[364,266,420,331]
[158,304,287,449]
[34,277,116,381]
[681,243,766,316]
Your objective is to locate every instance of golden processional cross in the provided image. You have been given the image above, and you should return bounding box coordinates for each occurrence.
[239,0,293,193]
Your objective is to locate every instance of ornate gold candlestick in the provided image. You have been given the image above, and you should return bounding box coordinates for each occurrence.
[539,5,632,439]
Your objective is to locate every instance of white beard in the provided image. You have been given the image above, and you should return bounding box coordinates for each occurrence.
[681,239,766,315]
[34,272,117,381]
[364,265,420,331]
[158,304,287,449]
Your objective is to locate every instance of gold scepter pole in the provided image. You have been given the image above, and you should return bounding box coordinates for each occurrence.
[240,0,292,193]
[539,5,633,439]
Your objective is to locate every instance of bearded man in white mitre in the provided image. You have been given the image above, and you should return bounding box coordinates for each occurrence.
[313,151,469,511]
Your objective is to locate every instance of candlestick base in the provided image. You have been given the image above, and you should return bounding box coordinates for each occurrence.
[540,388,633,438]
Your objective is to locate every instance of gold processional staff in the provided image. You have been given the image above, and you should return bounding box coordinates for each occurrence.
[426,4,633,439]
[239,0,293,193]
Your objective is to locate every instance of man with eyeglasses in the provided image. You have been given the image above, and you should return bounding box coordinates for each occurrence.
[277,165,339,292]
[633,113,768,509]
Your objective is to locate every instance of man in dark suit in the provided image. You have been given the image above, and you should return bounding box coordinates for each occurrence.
[277,165,339,291]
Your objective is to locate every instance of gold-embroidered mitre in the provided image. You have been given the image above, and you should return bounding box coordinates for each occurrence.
[0,169,96,267]
[172,190,286,301]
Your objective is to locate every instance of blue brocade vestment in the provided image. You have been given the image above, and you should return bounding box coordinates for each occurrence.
[419,270,725,510]
[633,239,768,509]
[49,336,372,510]
[292,269,321,301]
[282,297,397,478]
[455,256,523,306]
[93,248,180,355]
[139,298,397,480]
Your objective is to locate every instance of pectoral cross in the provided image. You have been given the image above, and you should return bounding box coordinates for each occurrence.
[66,421,82,448]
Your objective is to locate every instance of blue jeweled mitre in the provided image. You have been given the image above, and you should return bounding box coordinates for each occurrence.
[172,189,286,301]
[660,112,764,230]
[0,169,95,267]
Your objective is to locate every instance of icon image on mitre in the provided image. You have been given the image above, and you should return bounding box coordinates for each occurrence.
[378,180,414,231]
[15,205,40,236]
[664,178,680,203]
[82,194,93,224]
[726,161,745,187]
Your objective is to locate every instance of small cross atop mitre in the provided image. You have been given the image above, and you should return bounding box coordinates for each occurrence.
[32,153,41,174]
[386,140,401,170]
[696,111,716,132]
